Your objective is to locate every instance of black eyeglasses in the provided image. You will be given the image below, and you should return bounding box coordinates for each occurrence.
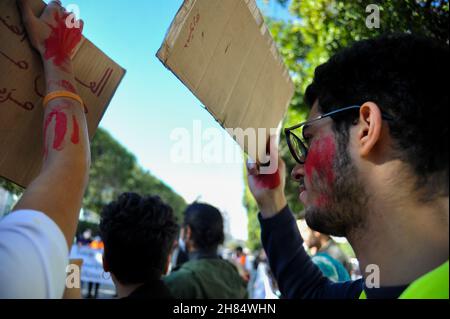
[284,105,394,164]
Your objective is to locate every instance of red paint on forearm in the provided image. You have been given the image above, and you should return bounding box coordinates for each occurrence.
[254,169,281,189]
[48,79,77,93]
[44,12,83,68]
[62,80,77,93]
[44,108,68,157]
[71,115,80,144]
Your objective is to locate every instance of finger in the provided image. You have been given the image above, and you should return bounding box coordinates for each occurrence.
[18,0,37,31]
[45,0,65,19]
[48,0,62,8]
[77,18,84,31]
[246,159,259,176]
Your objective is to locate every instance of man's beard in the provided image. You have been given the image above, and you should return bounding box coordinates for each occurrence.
[304,132,369,237]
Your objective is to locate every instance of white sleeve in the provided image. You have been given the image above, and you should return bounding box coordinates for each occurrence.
[0,210,69,299]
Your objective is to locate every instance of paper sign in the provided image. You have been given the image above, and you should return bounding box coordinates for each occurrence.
[70,245,114,286]
[157,0,295,162]
[0,0,126,187]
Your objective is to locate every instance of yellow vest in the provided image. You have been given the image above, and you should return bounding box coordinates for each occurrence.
[359,260,449,299]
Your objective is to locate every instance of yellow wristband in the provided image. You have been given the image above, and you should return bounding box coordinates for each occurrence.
[43,91,84,108]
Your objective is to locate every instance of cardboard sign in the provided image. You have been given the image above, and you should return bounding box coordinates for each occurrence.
[157,0,295,162]
[0,0,126,187]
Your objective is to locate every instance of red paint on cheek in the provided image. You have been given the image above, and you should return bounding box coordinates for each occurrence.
[44,12,83,67]
[314,194,330,208]
[71,115,80,144]
[304,135,336,186]
[254,169,281,189]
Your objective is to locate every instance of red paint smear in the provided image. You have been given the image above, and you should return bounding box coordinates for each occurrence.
[44,12,83,68]
[61,80,76,93]
[71,115,80,144]
[305,135,336,186]
[314,194,330,208]
[44,109,68,157]
[254,169,281,190]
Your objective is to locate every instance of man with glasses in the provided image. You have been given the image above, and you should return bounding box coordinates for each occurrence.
[246,34,448,299]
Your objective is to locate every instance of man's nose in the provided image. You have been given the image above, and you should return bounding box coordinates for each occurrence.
[291,163,305,182]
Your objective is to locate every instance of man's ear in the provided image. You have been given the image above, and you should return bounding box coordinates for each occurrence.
[358,102,383,157]
[102,255,109,272]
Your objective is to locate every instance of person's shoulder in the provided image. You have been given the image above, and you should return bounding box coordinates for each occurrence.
[164,262,203,298]
[1,209,47,225]
[0,209,68,298]
[165,261,197,283]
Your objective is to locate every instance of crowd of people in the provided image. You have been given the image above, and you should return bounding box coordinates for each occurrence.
[0,0,448,299]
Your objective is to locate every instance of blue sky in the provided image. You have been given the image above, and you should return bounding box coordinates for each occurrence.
[58,0,290,241]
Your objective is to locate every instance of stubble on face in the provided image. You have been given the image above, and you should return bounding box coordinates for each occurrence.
[304,129,369,237]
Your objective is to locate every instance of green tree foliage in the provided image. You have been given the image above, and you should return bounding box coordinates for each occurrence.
[1,128,186,222]
[245,0,448,249]
[84,128,186,222]
[243,162,262,251]
[0,178,23,196]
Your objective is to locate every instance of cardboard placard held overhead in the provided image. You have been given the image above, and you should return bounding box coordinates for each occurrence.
[0,0,126,188]
[157,0,295,162]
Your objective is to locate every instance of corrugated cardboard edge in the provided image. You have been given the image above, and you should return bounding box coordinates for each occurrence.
[156,0,196,63]
[90,55,127,142]
[158,0,294,84]
[156,0,295,118]
[156,0,295,160]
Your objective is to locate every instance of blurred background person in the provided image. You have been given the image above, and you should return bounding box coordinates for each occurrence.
[298,219,351,282]
[251,250,280,299]
[170,231,189,271]
[232,246,250,284]
[76,229,93,247]
[165,203,248,299]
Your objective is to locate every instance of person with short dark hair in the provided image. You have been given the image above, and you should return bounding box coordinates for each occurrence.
[164,203,248,299]
[99,192,179,299]
[247,33,449,299]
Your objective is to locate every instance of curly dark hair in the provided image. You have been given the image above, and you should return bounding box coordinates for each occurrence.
[184,203,224,251]
[305,33,449,199]
[99,192,179,284]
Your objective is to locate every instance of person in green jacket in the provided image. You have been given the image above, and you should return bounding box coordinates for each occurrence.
[164,203,248,299]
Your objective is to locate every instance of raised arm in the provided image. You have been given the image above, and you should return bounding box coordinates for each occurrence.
[13,0,90,249]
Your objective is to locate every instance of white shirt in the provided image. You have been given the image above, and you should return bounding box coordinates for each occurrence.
[0,210,68,298]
